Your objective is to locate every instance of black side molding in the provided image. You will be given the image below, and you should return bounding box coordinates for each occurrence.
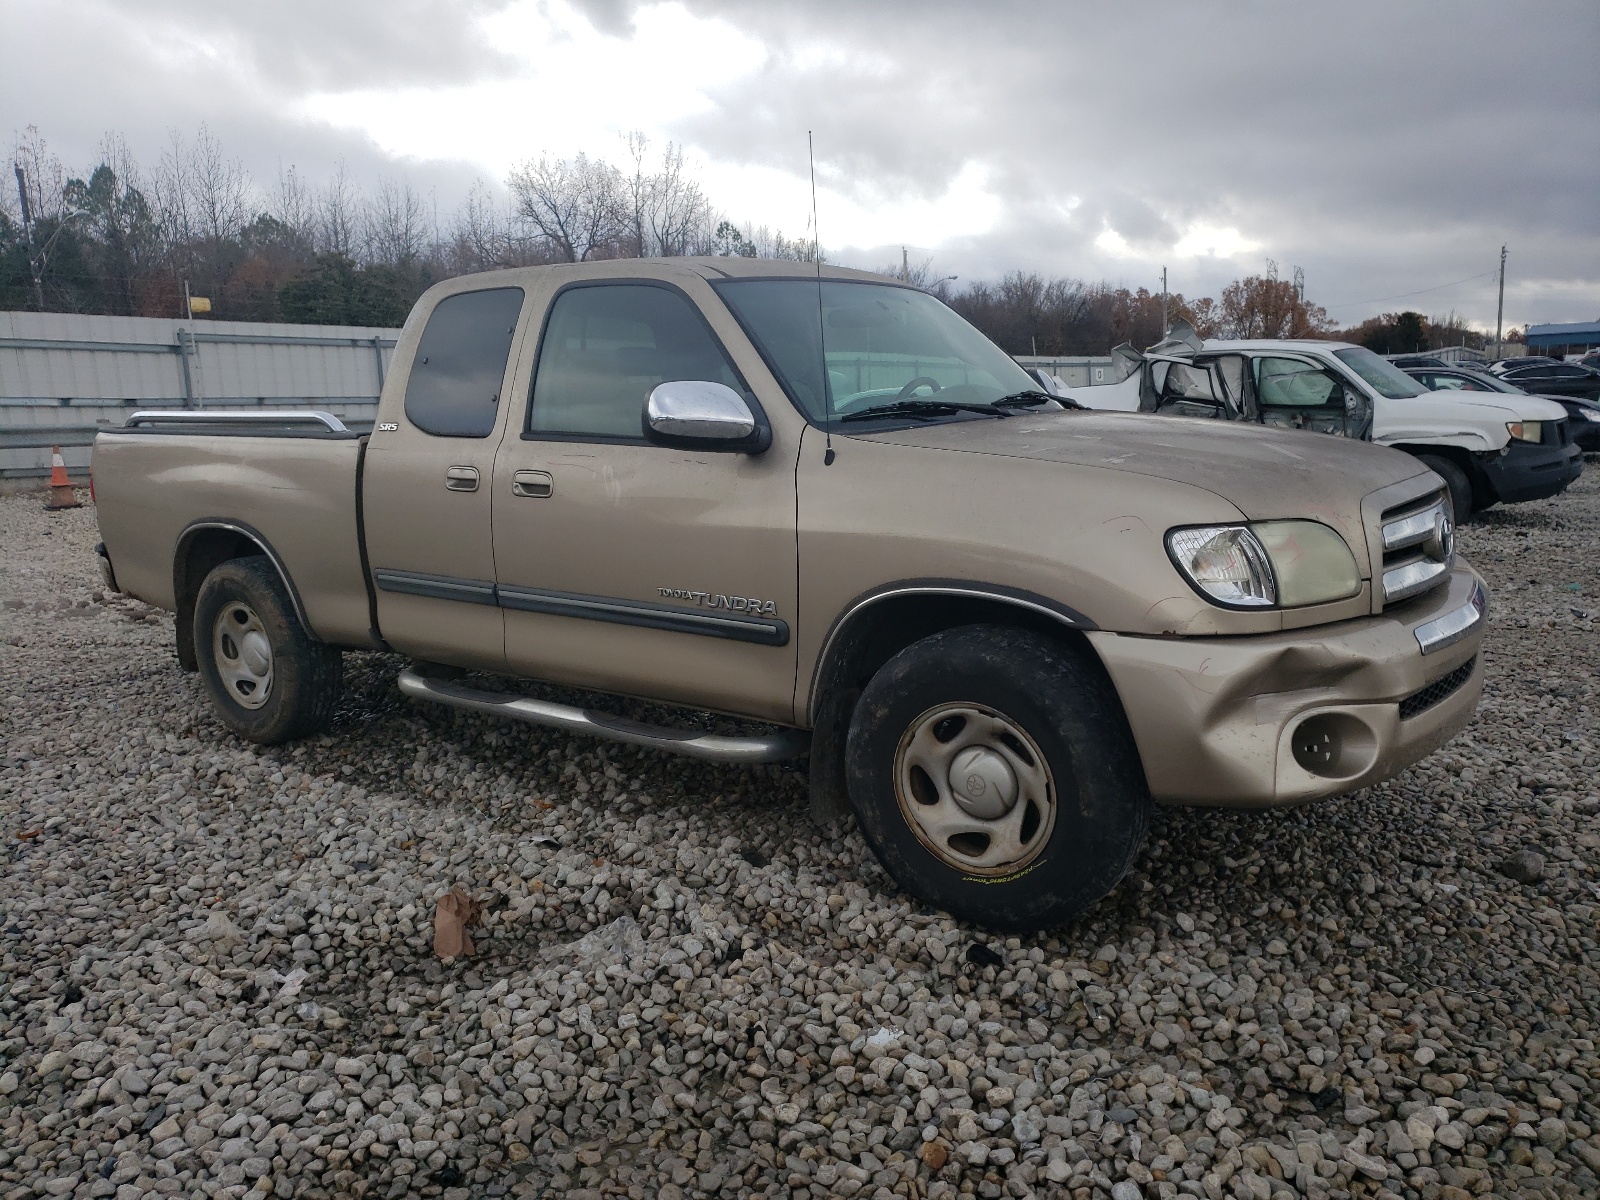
[372,570,789,647]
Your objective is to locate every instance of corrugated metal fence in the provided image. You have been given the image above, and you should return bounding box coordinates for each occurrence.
[0,310,399,487]
[1013,355,1118,387]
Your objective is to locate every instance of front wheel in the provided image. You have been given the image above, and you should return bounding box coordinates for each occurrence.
[1417,454,1474,523]
[193,556,342,744]
[845,625,1150,931]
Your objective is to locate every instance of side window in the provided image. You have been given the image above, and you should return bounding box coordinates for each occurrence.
[529,284,742,439]
[403,288,524,438]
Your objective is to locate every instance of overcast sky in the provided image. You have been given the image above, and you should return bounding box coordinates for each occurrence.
[5,0,1597,328]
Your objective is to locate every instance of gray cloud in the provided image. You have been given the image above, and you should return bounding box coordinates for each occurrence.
[4,0,1596,326]
[656,0,1599,323]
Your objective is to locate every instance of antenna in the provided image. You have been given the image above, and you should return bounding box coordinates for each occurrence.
[809,131,834,466]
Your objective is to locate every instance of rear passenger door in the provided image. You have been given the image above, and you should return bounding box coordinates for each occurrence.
[490,279,800,724]
[363,286,529,669]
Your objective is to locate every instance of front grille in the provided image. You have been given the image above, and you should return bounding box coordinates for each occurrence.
[1398,655,1476,720]
[1545,418,1570,446]
[1377,489,1452,608]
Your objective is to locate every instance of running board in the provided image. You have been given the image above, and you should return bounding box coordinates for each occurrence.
[396,668,810,764]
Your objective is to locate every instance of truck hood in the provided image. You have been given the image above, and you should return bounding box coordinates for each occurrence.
[1412,388,1567,421]
[859,410,1429,521]
[1374,390,1568,448]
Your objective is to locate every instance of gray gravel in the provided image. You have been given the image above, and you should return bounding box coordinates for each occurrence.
[2,470,1598,1200]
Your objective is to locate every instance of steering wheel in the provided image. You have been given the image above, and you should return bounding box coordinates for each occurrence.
[893,376,942,402]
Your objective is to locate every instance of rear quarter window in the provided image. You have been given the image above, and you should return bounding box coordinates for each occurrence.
[404,288,525,437]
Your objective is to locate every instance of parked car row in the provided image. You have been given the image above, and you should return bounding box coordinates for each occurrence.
[1050,322,1584,522]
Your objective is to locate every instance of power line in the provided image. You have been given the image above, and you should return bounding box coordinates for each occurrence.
[1322,270,1499,311]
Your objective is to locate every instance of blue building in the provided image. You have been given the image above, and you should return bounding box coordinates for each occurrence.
[1525,320,1600,358]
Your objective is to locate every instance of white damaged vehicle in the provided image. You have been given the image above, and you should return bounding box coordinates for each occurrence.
[1058,324,1582,519]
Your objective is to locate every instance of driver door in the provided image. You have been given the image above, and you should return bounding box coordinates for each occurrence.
[490,278,800,723]
[1253,355,1370,438]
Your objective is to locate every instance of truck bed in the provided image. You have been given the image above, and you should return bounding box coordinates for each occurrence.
[92,413,378,649]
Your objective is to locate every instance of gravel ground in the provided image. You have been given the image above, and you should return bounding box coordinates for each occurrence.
[2,471,1598,1200]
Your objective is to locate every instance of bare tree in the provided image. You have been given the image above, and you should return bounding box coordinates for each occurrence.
[364,179,429,266]
[449,179,534,272]
[271,164,317,253]
[318,162,360,258]
[623,133,716,257]
[188,125,250,250]
[9,125,67,224]
[508,152,625,262]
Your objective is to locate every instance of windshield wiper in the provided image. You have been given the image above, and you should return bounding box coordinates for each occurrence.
[838,400,1011,423]
[994,389,1081,410]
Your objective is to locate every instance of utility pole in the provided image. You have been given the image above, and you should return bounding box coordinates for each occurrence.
[1160,266,1168,336]
[901,245,909,282]
[1493,245,1507,361]
[13,162,45,311]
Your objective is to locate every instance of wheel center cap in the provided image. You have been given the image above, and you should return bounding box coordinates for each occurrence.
[241,630,272,677]
[948,746,1017,819]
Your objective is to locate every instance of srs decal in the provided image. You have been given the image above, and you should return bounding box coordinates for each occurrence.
[657,588,779,617]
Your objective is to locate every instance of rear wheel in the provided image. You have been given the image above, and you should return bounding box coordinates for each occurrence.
[845,625,1150,931]
[1418,454,1474,522]
[194,556,342,744]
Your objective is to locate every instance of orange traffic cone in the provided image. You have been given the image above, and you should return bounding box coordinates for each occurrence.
[45,446,82,510]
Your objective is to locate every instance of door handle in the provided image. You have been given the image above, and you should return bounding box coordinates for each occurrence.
[445,466,480,492]
[512,470,554,498]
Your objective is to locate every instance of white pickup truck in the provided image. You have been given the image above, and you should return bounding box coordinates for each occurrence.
[1058,327,1583,520]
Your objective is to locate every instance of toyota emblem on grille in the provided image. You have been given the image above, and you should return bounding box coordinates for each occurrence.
[1425,510,1454,562]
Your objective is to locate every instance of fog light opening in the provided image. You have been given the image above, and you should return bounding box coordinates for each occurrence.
[1290,712,1379,780]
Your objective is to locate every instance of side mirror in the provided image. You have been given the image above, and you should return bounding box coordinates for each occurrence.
[643,381,771,453]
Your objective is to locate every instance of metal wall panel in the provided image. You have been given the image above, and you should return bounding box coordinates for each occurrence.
[0,311,398,483]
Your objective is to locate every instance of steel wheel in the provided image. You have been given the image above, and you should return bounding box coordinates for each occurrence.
[894,702,1056,875]
[212,601,274,710]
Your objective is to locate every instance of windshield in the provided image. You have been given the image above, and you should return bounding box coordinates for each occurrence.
[1332,347,1425,399]
[713,279,1039,422]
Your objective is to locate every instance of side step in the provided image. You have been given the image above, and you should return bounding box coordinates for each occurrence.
[396,668,811,764]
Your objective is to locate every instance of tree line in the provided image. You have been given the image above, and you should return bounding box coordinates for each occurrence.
[3,125,1506,355]
[0,126,819,328]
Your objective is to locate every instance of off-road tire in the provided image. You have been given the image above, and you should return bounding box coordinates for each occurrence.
[194,556,342,744]
[1418,454,1474,523]
[845,625,1151,931]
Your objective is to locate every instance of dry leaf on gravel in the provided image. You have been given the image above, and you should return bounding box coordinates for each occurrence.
[433,887,481,959]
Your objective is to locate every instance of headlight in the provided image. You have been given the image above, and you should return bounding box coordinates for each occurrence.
[1506,421,1543,443]
[1166,526,1276,607]
[1167,521,1360,610]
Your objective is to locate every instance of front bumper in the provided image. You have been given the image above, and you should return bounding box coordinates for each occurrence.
[1481,438,1582,503]
[1090,564,1487,809]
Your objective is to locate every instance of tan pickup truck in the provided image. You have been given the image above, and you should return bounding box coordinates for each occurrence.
[92,259,1488,929]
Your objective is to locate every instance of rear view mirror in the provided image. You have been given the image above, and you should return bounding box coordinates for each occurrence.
[643,381,771,453]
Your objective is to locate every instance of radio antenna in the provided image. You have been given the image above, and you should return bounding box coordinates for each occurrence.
[809,131,834,465]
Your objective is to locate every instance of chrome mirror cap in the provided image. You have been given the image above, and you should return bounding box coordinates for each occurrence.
[644,381,769,452]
